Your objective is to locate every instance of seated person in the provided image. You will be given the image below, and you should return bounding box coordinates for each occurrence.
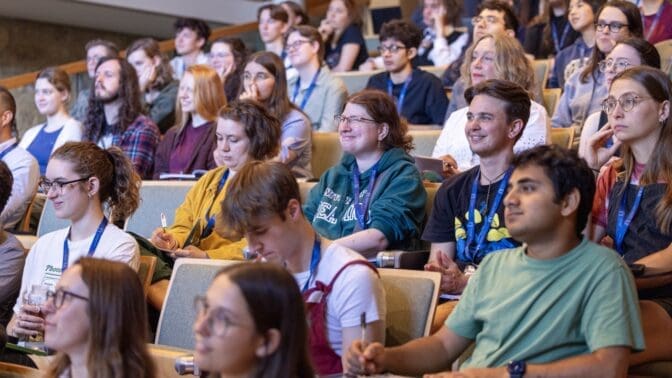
[84,58,160,179]
[153,65,224,178]
[0,162,25,327]
[7,141,141,339]
[303,90,427,257]
[319,0,369,71]
[240,52,312,178]
[579,37,660,158]
[549,0,602,88]
[424,80,527,302]
[170,18,211,80]
[220,160,386,376]
[0,87,39,230]
[433,34,549,172]
[365,20,448,126]
[208,37,249,103]
[126,38,179,134]
[258,4,290,59]
[523,0,579,59]
[70,39,119,122]
[21,67,83,175]
[641,0,672,44]
[551,1,642,130]
[281,0,309,26]
[441,0,519,96]
[194,263,314,376]
[148,100,281,310]
[43,258,155,377]
[286,25,348,132]
[587,66,672,366]
[345,145,644,377]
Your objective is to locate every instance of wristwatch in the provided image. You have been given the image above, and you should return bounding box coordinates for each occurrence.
[507,360,526,378]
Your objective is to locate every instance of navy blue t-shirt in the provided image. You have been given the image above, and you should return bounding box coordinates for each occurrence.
[325,24,369,70]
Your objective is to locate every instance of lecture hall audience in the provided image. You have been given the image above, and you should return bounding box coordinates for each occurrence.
[70,39,119,123]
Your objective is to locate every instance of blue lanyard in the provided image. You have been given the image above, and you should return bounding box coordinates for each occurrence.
[202,170,230,239]
[614,185,644,255]
[301,236,321,292]
[642,3,665,40]
[352,162,379,230]
[387,73,412,114]
[0,143,18,160]
[464,169,511,263]
[551,22,571,54]
[62,217,108,271]
[292,67,321,111]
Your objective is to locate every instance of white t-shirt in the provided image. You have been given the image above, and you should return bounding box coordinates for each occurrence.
[295,242,386,356]
[432,100,550,170]
[13,223,139,314]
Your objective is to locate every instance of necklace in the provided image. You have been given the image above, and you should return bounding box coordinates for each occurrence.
[481,169,507,209]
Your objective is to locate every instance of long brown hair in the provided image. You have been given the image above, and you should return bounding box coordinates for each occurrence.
[243,52,296,121]
[51,141,141,222]
[126,38,174,92]
[611,66,672,232]
[84,57,144,142]
[46,258,156,378]
[175,64,226,131]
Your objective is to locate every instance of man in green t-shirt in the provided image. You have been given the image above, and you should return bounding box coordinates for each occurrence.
[344,145,645,377]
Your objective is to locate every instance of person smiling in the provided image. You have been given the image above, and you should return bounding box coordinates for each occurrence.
[193,263,314,377]
[365,20,448,126]
[7,141,141,340]
[21,67,83,176]
[152,65,224,178]
[208,37,249,103]
[43,258,155,378]
[286,25,348,132]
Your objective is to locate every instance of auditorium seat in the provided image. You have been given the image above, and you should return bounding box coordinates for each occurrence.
[125,180,195,238]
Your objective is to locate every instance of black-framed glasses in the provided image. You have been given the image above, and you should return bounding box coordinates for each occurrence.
[285,39,312,51]
[595,21,629,33]
[39,176,91,194]
[46,288,89,310]
[598,58,631,73]
[378,44,407,54]
[334,115,378,126]
[601,94,653,114]
[194,295,246,337]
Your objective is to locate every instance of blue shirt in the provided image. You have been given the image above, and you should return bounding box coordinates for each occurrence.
[26,126,63,175]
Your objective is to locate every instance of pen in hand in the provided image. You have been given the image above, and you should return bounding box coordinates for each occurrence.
[160,212,167,233]
[360,312,367,346]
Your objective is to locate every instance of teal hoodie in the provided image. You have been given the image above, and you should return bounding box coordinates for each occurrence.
[304,147,427,250]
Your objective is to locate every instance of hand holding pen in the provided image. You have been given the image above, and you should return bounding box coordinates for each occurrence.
[343,312,386,375]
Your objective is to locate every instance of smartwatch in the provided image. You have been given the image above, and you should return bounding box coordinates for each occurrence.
[507,360,526,378]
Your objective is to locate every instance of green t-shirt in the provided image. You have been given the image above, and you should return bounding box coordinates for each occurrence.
[446,239,645,369]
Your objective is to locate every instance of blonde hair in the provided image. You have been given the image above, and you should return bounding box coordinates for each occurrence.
[175,64,226,131]
[461,34,535,94]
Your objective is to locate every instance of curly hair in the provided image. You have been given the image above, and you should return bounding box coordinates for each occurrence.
[218,99,281,161]
[379,19,423,49]
[461,34,535,94]
[51,142,141,222]
[84,58,143,143]
[174,18,211,41]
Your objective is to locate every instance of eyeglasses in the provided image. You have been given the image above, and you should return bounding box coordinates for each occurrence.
[378,44,407,54]
[194,296,246,336]
[39,176,91,194]
[601,94,653,114]
[334,115,378,126]
[285,39,312,51]
[46,288,89,310]
[598,59,631,73]
[243,72,272,82]
[595,21,629,33]
[471,15,503,26]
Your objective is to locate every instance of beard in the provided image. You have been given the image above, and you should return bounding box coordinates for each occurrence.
[95,88,120,104]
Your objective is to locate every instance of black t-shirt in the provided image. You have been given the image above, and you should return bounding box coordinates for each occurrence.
[325,24,369,70]
[422,166,520,266]
[365,69,448,125]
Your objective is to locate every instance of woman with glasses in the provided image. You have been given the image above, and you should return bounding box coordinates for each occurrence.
[7,141,140,340]
[286,25,348,132]
[194,263,314,377]
[208,37,249,103]
[551,0,642,131]
[587,66,672,366]
[578,37,660,158]
[432,33,549,175]
[303,90,426,257]
[239,51,312,178]
[153,64,225,179]
[318,0,369,72]
[148,100,280,310]
[43,258,155,378]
